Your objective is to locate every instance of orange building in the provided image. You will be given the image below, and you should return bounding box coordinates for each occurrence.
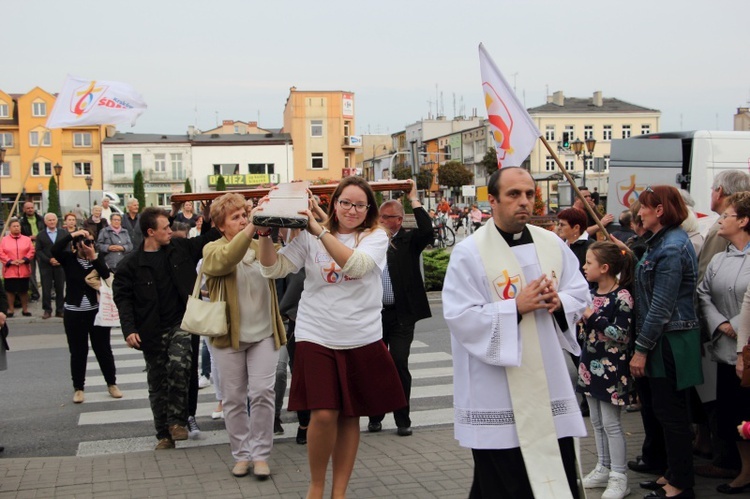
[0,86,106,215]
[282,87,357,182]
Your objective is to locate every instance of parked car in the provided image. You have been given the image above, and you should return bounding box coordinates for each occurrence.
[477,201,492,220]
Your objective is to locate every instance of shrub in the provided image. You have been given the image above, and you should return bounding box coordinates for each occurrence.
[423,248,450,291]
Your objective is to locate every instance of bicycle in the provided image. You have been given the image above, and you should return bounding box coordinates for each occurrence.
[432,219,455,248]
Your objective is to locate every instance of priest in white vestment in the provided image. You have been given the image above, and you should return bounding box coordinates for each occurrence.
[443,167,591,499]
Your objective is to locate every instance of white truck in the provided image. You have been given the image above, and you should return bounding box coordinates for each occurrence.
[607,131,750,219]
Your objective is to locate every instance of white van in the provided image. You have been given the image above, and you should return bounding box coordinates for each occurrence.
[607,131,750,218]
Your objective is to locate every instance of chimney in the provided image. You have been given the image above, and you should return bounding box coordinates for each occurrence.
[248,121,258,128]
[187,125,195,139]
[547,95,553,104]
[552,91,564,106]
[593,91,603,107]
[222,120,233,126]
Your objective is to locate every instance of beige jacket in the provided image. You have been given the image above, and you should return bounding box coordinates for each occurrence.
[201,233,286,351]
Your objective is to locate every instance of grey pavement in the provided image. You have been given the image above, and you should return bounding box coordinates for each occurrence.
[0,406,729,498]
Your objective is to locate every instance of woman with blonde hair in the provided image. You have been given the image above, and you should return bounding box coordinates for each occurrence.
[257,176,405,499]
[201,193,286,479]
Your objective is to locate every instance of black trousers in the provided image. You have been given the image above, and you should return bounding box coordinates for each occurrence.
[470,437,580,499]
[649,339,695,490]
[187,333,199,417]
[369,308,413,428]
[634,376,668,468]
[39,264,64,314]
[63,308,115,390]
[286,320,310,427]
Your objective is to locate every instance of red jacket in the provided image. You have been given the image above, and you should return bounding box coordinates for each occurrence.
[0,233,35,279]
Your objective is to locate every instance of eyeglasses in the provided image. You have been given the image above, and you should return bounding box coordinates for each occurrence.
[379,214,402,220]
[338,200,370,213]
[720,213,740,220]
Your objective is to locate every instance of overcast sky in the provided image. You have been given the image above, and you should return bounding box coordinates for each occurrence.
[5,0,748,136]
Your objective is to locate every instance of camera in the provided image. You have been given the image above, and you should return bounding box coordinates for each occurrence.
[72,235,93,247]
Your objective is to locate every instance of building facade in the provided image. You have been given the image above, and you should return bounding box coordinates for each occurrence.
[0,87,107,215]
[527,91,660,208]
[282,87,358,181]
[735,107,750,131]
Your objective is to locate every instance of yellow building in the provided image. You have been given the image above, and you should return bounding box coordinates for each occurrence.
[527,91,660,207]
[282,87,357,182]
[0,86,106,214]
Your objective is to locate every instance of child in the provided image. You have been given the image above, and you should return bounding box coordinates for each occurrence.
[577,241,635,499]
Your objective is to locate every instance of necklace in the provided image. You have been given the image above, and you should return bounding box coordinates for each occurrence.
[598,279,618,295]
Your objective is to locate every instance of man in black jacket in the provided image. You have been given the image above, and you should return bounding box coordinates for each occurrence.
[368,180,433,436]
[113,205,220,450]
[19,201,44,301]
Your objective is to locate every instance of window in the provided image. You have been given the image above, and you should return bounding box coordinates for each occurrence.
[604,155,610,170]
[0,162,9,177]
[234,125,240,134]
[171,153,184,180]
[32,102,47,117]
[603,125,612,141]
[32,162,52,176]
[213,164,239,175]
[0,104,8,118]
[29,130,51,147]
[310,120,323,137]
[113,154,125,174]
[248,163,274,175]
[546,126,558,142]
[132,154,142,173]
[73,132,92,147]
[565,125,575,141]
[585,158,594,171]
[74,162,92,176]
[622,125,631,139]
[344,156,350,169]
[564,159,575,171]
[157,193,170,205]
[641,124,651,135]
[545,156,555,171]
[154,153,166,172]
[584,125,594,140]
[344,121,351,137]
[474,138,486,158]
[311,152,324,169]
[0,132,12,147]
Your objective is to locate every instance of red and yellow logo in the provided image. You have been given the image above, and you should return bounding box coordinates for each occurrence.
[70,81,108,118]
[483,82,514,167]
[493,270,521,300]
[618,174,646,208]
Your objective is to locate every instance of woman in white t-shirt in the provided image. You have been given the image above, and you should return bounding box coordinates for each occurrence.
[258,176,405,499]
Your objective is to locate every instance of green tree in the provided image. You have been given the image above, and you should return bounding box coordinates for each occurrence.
[133,170,146,210]
[533,185,545,216]
[480,147,499,177]
[216,174,227,191]
[48,177,60,217]
[437,161,474,190]
[392,165,413,181]
[184,178,192,193]
[415,168,433,191]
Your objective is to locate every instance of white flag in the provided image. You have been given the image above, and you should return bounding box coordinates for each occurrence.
[46,75,147,129]
[479,44,540,168]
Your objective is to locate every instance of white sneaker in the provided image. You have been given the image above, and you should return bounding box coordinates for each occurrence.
[198,375,211,389]
[187,416,201,438]
[582,464,610,489]
[601,471,630,499]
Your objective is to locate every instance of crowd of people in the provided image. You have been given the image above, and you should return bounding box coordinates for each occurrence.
[3,170,750,499]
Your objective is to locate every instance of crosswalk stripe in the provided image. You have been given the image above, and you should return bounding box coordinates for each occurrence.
[76,407,455,457]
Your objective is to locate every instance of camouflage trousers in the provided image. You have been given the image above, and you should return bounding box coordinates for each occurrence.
[142,326,192,440]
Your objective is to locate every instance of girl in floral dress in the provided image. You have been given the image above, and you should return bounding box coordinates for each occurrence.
[578,241,635,499]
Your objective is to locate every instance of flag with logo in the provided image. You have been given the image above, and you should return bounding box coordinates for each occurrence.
[479,44,540,168]
[46,75,147,129]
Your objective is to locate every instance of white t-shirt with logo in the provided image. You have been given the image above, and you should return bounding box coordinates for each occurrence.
[279,228,388,348]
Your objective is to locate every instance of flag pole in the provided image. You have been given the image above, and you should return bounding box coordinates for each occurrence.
[539,136,609,239]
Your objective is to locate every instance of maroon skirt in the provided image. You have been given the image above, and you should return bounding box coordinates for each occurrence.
[288,340,407,417]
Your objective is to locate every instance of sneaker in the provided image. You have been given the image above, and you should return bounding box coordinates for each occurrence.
[582,464,611,489]
[601,471,630,499]
[296,426,307,445]
[187,416,200,438]
[155,438,175,450]
[169,424,188,441]
[198,375,211,389]
[274,416,284,435]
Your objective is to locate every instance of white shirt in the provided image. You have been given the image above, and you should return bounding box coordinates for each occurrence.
[443,234,589,450]
[279,229,388,348]
[101,207,112,223]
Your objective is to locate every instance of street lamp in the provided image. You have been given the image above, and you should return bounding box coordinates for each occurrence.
[85,175,93,214]
[0,147,5,222]
[571,137,596,188]
[53,163,62,218]
[371,144,389,181]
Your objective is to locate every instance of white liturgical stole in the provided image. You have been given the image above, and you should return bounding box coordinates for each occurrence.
[474,222,574,499]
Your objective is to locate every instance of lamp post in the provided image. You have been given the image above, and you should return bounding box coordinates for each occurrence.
[371,144,389,181]
[85,175,93,214]
[571,137,596,188]
[53,163,62,218]
[0,147,5,222]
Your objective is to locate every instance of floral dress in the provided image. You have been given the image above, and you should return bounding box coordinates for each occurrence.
[576,286,634,406]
